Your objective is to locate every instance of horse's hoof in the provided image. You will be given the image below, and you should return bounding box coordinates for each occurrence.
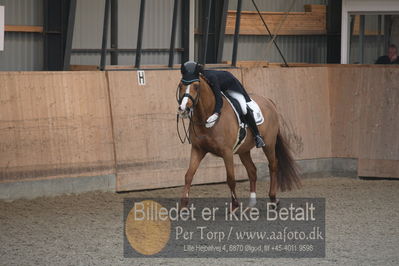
[269,198,280,210]
[229,201,240,213]
[179,198,189,210]
[248,198,257,208]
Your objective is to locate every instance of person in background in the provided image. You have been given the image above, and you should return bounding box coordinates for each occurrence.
[376,44,399,64]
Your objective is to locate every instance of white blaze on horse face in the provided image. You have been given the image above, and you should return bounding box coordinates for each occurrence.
[179,85,191,111]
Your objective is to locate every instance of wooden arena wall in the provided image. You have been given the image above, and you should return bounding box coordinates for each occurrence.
[106,69,248,191]
[328,67,399,178]
[0,72,115,184]
[0,66,398,196]
[244,66,399,179]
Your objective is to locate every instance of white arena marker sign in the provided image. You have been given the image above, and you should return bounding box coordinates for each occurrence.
[137,70,145,85]
[0,6,4,51]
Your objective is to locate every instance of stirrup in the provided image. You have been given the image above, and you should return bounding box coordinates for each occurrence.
[255,135,266,148]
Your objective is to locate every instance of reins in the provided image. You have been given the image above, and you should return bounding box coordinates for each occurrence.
[176,80,209,144]
[176,113,191,144]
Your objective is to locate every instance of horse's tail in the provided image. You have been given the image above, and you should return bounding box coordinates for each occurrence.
[275,131,302,191]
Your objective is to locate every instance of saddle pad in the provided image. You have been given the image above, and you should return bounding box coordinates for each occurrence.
[247,100,265,125]
[222,92,265,126]
[221,92,244,128]
[222,93,265,153]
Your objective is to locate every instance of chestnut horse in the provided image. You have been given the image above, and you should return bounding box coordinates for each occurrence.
[177,75,300,209]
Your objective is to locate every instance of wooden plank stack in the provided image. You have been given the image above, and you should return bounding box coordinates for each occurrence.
[225,4,326,36]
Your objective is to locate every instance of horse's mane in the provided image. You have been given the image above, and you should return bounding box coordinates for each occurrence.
[199,73,212,89]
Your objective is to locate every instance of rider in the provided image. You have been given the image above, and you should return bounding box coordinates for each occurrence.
[181,61,266,148]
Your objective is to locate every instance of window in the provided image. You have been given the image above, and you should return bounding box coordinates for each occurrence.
[348,14,397,64]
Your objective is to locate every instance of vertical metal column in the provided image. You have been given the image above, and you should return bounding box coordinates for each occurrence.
[231,0,242,67]
[168,0,179,67]
[110,0,118,65]
[63,0,77,70]
[100,0,111,70]
[216,0,229,63]
[135,0,146,68]
[377,15,382,57]
[200,0,212,64]
[181,0,190,63]
[384,15,391,52]
[359,15,365,64]
[326,0,342,63]
[44,0,73,70]
[349,15,355,54]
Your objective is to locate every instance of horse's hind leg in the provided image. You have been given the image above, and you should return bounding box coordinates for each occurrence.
[263,145,278,203]
[223,153,239,210]
[180,147,206,208]
[239,151,257,207]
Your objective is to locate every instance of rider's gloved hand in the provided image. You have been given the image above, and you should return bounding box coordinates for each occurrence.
[205,113,220,128]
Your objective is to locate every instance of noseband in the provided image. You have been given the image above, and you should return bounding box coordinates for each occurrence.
[176,83,200,108]
[176,81,205,144]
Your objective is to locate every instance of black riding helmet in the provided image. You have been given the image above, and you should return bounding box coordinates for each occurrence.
[180,61,203,85]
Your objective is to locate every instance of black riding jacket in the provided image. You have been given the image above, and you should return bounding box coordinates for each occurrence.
[201,70,251,114]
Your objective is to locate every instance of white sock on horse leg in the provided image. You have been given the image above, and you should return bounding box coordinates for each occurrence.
[248,192,257,207]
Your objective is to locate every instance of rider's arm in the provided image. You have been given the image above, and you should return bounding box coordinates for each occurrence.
[207,74,223,114]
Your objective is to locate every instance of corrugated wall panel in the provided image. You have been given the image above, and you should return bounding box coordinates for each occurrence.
[0,0,43,71]
[70,0,105,65]
[0,33,43,70]
[222,35,327,63]
[0,0,43,25]
[0,0,330,69]
[218,0,328,63]
[71,0,183,66]
[228,0,328,12]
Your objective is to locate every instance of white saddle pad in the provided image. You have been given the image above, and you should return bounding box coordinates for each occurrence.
[222,94,264,152]
[247,100,265,125]
[222,93,265,127]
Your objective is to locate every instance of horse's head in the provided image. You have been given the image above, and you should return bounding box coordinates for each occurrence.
[177,61,204,117]
[177,80,200,118]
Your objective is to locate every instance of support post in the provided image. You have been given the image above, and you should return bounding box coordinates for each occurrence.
[63,0,76,70]
[384,15,391,52]
[44,0,73,70]
[231,0,242,67]
[326,0,341,63]
[359,15,365,64]
[200,0,212,64]
[135,0,146,68]
[168,0,179,67]
[110,0,118,65]
[216,0,229,63]
[348,15,355,62]
[377,15,383,57]
[181,0,190,62]
[100,0,111,70]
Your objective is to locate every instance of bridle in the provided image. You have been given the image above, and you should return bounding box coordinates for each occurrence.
[176,83,200,110]
[176,81,206,144]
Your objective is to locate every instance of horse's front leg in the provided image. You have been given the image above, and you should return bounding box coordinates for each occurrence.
[223,153,239,211]
[180,147,206,208]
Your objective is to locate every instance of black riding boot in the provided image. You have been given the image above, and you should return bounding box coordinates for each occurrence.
[244,108,265,148]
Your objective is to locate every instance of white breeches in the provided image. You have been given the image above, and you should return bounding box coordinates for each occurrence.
[226,90,247,115]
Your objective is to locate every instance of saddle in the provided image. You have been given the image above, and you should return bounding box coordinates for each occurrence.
[221,93,265,152]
